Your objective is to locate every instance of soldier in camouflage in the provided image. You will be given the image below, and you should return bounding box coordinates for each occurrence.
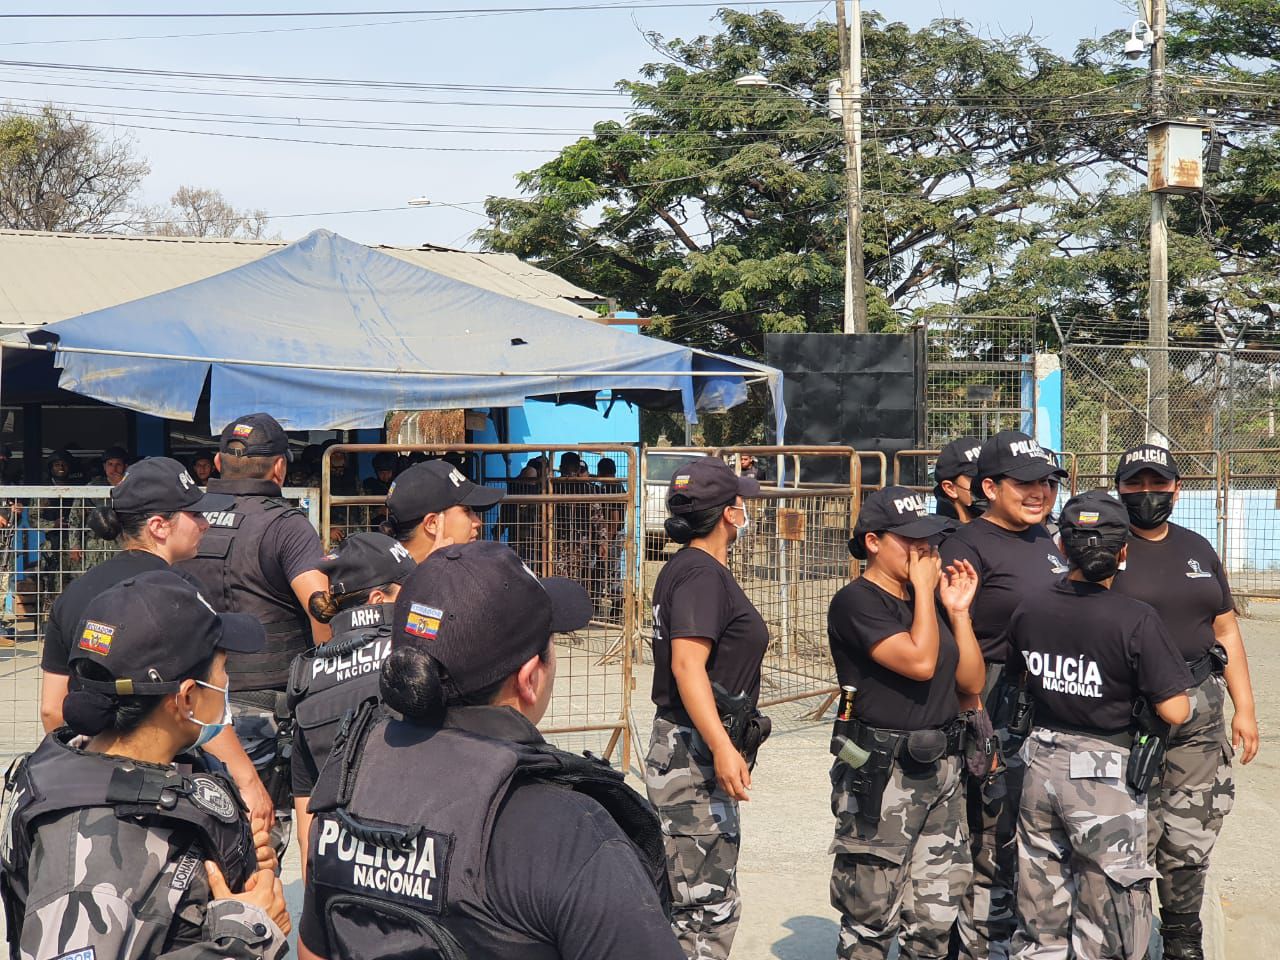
[1007,491,1193,960]
[1,572,290,960]
[827,486,986,959]
[646,457,769,959]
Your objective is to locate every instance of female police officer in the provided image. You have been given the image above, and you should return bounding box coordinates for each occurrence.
[298,540,681,960]
[645,456,770,960]
[1008,490,1192,960]
[939,430,1068,958]
[1110,444,1258,959]
[828,486,984,959]
[1,570,290,959]
[287,531,415,859]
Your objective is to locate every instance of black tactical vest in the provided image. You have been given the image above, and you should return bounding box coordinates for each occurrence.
[306,703,670,960]
[287,603,394,788]
[1,731,255,956]
[178,478,312,691]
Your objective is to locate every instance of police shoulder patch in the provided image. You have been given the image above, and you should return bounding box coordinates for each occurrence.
[187,775,238,824]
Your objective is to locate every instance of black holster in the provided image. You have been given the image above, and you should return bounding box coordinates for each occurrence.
[711,683,771,767]
[846,748,894,824]
[268,691,294,809]
[1126,697,1169,795]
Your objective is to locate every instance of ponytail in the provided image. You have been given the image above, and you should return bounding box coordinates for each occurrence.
[86,505,173,543]
[380,514,421,544]
[380,645,446,726]
[308,584,391,623]
[63,657,213,737]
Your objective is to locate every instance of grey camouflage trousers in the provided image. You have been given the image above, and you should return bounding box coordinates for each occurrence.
[1147,674,1235,916]
[830,754,970,960]
[645,715,742,960]
[1012,729,1156,960]
[230,697,293,861]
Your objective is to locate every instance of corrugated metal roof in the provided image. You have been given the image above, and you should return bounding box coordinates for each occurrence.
[0,229,606,330]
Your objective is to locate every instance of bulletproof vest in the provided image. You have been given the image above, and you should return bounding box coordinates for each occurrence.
[306,703,670,960]
[178,478,312,691]
[1,731,255,955]
[287,604,395,783]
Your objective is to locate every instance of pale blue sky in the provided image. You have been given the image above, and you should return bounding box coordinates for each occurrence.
[1,0,1142,248]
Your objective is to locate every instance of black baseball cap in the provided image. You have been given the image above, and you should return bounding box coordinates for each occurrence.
[667,457,760,516]
[101,445,129,464]
[851,485,955,557]
[935,437,983,481]
[1058,489,1130,545]
[976,430,1068,483]
[190,449,216,466]
[69,570,264,695]
[111,457,235,515]
[385,460,503,524]
[319,531,416,597]
[1115,444,1179,484]
[392,541,592,696]
[218,412,292,460]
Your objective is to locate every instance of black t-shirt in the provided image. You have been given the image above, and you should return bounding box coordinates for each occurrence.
[1010,580,1193,732]
[299,706,683,960]
[827,578,960,730]
[259,509,325,588]
[41,549,169,675]
[1111,523,1234,661]
[649,547,770,711]
[940,517,1067,663]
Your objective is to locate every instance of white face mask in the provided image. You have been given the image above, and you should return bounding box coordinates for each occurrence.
[734,505,752,540]
[186,680,232,749]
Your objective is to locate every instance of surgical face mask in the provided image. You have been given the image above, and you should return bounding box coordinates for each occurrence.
[1120,490,1175,530]
[187,680,232,749]
[734,505,752,540]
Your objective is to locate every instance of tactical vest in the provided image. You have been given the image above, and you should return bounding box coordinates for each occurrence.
[0,731,255,957]
[287,604,395,787]
[306,703,670,960]
[178,478,312,691]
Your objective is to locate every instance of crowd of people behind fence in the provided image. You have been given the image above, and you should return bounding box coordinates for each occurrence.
[0,415,1261,960]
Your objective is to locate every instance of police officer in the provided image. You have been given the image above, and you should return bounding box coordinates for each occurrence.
[380,459,504,562]
[179,412,330,854]
[934,437,984,523]
[298,540,682,960]
[1007,491,1193,959]
[646,457,770,960]
[1,571,290,959]
[828,486,985,959]
[940,429,1068,959]
[287,531,416,858]
[1110,444,1258,959]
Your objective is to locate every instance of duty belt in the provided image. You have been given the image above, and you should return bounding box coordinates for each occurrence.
[1034,718,1132,750]
[847,717,967,764]
[1186,644,1228,687]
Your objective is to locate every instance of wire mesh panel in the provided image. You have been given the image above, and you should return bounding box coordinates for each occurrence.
[322,444,637,765]
[925,315,1037,445]
[1222,449,1280,599]
[1071,450,1221,549]
[640,446,858,715]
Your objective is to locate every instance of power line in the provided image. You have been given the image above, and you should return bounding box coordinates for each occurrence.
[0,2,831,20]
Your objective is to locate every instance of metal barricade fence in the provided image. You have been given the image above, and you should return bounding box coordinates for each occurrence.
[321,444,637,767]
[1221,449,1280,599]
[640,446,860,719]
[0,484,318,769]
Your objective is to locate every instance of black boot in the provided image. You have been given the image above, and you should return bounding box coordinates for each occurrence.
[1161,910,1205,960]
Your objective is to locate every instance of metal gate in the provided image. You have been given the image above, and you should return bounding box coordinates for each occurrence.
[320,443,637,766]
[640,446,861,719]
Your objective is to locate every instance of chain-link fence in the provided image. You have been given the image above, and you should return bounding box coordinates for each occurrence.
[925,315,1037,446]
[321,444,637,766]
[1222,449,1280,599]
[640,446,856,719]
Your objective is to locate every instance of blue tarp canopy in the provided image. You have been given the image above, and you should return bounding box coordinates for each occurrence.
[11,230,784,435]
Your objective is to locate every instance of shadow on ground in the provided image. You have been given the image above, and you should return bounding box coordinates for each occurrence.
[772,915,839,959]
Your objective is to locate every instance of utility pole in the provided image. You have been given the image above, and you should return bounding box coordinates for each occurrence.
[1147,0,1170,443]
[834,0,868,333]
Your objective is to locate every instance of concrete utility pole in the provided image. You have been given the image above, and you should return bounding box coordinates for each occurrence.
[1147,0,1170,443]
[834,0,868,333]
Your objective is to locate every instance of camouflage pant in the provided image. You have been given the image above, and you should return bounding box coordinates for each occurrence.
[1147,674,1235,916]
[957,665,1025,960]
[1012,729,1156,960]
[645,715,742,960]
[830,754,970,959]
[230,696,293,862]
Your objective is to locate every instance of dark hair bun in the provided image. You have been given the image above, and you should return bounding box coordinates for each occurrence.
[1065,541,1122,583]
[664,516,695,545]
[308,590,341,624]
[848,532,869,561]
[378,519,397,539]
[62,689,118,736]
[380,645,446,726]
[86,505,123,541]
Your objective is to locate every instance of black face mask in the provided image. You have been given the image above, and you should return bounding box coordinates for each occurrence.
[1120,490,1175,529]
[967,490,989,519]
